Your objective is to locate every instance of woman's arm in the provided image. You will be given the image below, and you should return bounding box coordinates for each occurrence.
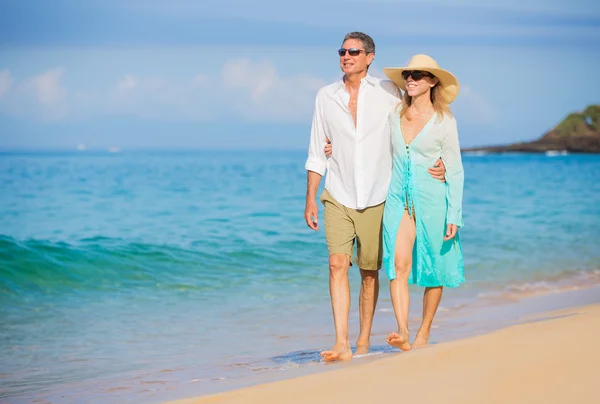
[441,117,464,232]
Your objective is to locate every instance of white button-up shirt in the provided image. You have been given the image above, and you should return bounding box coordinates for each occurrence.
[305,74,401,210]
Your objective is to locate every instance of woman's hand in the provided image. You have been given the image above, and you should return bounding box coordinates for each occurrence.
[324,138,332,158]
[444,224,458,241]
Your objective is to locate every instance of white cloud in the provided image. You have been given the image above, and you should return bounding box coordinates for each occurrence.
[0,60,326,123]
[221,59,326,121]
[0,68,71,121]
[193,73,208,85]
[0,68,69,121]
[111,75,171,116]
[116,74,138,91]
[29,69,67,104]
[0,70,13,97]
[223,59,277,100]
[453,85,497,123]
[105,74,217,120]
[80,59,325,122]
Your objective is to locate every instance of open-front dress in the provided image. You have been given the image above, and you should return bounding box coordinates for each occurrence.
[382,108,465,287]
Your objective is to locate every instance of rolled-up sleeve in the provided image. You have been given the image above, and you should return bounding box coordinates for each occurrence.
[441,117,465,227]
[305,91,328,176]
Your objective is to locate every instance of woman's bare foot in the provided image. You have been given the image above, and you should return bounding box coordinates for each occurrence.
[386,330,411,351]
[412,332,429,349]
[320,343,353,362]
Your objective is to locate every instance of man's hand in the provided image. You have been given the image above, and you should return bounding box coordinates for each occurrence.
[305,171,322,231]
[428,158,446,182]
[324,137,332,158]
[444,224,458,241]
[305,199,319,231]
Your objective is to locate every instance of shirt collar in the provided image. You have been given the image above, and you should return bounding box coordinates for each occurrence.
[332,74,377,93]
[363,74,377,86]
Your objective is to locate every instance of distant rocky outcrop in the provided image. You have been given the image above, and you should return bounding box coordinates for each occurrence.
[463,105,600,154]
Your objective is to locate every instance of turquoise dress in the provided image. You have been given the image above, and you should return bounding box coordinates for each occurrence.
[382,108,465,287]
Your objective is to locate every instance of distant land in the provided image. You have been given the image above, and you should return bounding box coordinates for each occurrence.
[463,105,600,154]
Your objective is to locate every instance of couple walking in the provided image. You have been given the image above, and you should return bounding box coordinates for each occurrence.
[304,32,464,361]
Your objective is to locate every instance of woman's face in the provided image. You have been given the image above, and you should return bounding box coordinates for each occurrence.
[404,71,439,98]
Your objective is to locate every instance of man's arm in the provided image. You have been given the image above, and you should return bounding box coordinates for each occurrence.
[305,171,322,230]
[304,90,328,231]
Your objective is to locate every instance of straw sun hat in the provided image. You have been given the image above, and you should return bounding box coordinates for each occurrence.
[383,54,460,103]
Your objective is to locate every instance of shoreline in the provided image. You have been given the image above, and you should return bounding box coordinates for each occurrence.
[166,300,600,404]
[164,285,600,404]
[5,266,599,403]
[159,275,600,400]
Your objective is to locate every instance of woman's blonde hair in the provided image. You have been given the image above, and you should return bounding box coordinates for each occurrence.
[399,77,452,120]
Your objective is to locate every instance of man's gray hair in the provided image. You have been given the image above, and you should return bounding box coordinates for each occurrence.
[342,32,375,54]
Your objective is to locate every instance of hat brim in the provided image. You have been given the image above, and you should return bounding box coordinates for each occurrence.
[383,66,460,104]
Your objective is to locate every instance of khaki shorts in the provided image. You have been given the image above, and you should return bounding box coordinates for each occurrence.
[320,189,384,270]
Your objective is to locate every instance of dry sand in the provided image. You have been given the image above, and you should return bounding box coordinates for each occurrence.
[167,303,600,404]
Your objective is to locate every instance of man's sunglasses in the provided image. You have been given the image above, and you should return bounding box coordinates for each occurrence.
[401,70,435,81]
[338,48,366,57]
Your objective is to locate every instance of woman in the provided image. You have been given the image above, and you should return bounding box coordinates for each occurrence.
[382,54,464,351]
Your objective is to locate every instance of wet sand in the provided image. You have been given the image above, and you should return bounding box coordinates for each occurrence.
[166,303,600,404]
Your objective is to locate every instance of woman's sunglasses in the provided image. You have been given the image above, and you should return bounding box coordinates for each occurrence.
[401,70,435,81]
[338,48,366,57]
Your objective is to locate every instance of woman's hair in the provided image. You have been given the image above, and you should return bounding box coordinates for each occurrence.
[399,75,452,120]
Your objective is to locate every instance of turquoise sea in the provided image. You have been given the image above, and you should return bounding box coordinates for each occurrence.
[1,150,599,403]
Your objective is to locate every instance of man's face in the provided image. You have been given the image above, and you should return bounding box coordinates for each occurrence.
[339,39,374,76]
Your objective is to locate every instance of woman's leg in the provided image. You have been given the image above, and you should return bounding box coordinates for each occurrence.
[386,209,416,351]
[413,286,443,348]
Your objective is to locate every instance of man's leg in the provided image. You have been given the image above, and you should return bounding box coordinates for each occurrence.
[356,269,379,355]
[320,190,356,362]
[354,201,385,354]
[321,253,353,362]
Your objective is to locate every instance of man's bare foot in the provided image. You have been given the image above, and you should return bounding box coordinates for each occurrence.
[320,343,352,362]
[386,330,411,351]
[412,333,429,349]
[354,343,369,355]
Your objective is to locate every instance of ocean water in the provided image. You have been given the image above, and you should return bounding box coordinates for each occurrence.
[1,150,599,403]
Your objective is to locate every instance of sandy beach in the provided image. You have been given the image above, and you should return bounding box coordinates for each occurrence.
[167,303,600,404]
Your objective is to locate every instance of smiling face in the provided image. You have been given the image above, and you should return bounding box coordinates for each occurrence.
[339,39,374,76]
[404,71,439,98]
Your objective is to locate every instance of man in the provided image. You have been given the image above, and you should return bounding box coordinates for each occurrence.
[304,32,445,362]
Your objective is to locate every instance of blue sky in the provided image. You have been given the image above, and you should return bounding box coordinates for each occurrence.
[0,0,599,150]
